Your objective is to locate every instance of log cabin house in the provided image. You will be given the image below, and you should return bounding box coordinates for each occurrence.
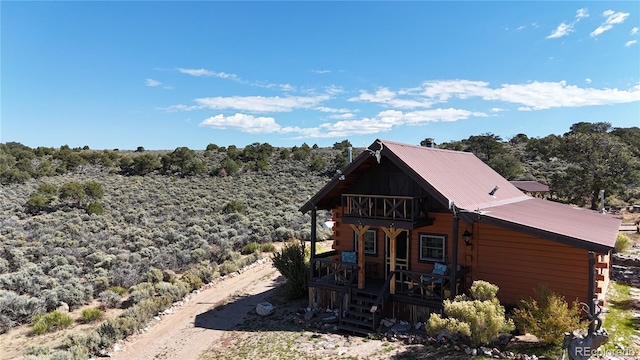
[299,139,621,335]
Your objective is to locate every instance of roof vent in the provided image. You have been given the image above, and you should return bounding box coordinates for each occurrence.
[489,185,499,198]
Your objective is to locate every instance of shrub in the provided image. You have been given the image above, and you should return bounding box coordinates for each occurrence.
[218,260,238,276]
[426,280,514,346]
[128,282,154,304]
[163,269,177,283]
[615,233,632,253]
[241,242,261,255]
[146,267,163,284]
[0,290,46,333]
[154,282,189,302]
[260,242,276,252]
[86,201,104,215]
[107,286,127,295]
[32,311,74,335]
[80,308,104,323]
[272,241,309,299]
[469,280,499,301]
[98,290,122,309]
[223,200,245,214]
[181,273,203,290]
[25,344,51,356]
[25,195,51,214]
[512,285,584,346]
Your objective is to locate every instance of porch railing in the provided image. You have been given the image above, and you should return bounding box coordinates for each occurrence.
[310,257,359,289]
[341,194,428,222]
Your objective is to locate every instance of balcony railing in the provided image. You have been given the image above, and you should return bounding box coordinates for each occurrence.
[341,194,429,224]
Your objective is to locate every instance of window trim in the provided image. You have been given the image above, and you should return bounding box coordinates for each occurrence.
[418,233,446,263]
[354,229,378,256]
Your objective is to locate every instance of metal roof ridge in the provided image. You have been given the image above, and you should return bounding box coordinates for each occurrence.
[460,195,533,212]
[379,139,477,155]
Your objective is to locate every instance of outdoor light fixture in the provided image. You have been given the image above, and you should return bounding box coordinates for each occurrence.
[463,229,473,245]
[489,185,499,197]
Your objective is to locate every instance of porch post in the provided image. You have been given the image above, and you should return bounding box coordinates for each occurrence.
[310,206,317,282]
[588,251,596,335]
[451,209,459,299]
[381,227,403,295]
[350,224,369,289]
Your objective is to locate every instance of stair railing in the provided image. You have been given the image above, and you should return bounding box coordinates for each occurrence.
[336,265,359,324]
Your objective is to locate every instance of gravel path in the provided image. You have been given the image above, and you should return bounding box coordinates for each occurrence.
[111,259,283,360]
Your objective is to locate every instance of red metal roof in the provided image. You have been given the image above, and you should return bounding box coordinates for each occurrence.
[510,181,551,193]
[301,139,621,251]
[383,140,530,210]
[469,198,620,252]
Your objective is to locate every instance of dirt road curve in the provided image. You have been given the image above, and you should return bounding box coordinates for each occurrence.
[112,260,283,360]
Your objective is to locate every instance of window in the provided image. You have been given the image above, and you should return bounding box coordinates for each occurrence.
[419,234,445,262]
[354,229,377,255]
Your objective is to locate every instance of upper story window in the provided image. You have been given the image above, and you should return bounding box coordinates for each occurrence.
[419,234,445,262]
[354,229,377,255]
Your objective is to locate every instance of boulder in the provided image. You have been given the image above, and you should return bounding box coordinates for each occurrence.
[256,301,274,316]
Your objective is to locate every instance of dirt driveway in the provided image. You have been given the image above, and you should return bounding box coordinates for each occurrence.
[111,258,284,360]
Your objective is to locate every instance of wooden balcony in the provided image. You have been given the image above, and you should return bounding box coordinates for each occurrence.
[341,194,433,229]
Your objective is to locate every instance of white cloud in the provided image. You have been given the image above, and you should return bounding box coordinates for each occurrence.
[626,40,638,47]
[350,87,435,108]
[161,104,200,112]
[193,95,329,113]
[517,26,526,31]
[329,113,357,120]
[178,68,214,77]
[145,79,162,87]
[585,78,592,83]
[315,106,353,113]
[547,8,590,39]
[576,8,589,20]
[178,68,242,82]
[199,113,281,134]
[290,108,487,139]
[312,69,331,74]
[547,23,573,39]
[197,107,487,138]
[490,107,506,112]
[279,84,296,92]
[632,27,639,35]
[420,80,640,110]
[590,10,630,37]
[421,80,491,101]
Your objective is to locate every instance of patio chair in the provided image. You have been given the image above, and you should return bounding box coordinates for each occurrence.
[421,262,448,297]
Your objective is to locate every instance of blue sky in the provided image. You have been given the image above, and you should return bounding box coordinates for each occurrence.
[2,1,639,150]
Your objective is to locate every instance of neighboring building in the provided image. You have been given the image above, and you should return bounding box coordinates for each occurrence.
[300,139,620,335]
[510,180,551,198]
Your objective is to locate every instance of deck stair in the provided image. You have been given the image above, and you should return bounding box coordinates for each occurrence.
[338,287,383,335]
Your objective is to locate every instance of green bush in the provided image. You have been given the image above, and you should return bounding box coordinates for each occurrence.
[146,267,163,283]
[80,308,104,323]
[512,285,584,346]
[32,310,74,335]
[426,280,514,346]
[181,273,203,290]
[107,286,127,295]
[218,260,239,276]
[128,282,154,304]
[260,242,276,252]
[86,201,104,215]
[154,281,189,302]
[272,241,309,299]
[469,280,499,301]
[241,242,261,255]
[98,290,123,310]
[615,233,632,253]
